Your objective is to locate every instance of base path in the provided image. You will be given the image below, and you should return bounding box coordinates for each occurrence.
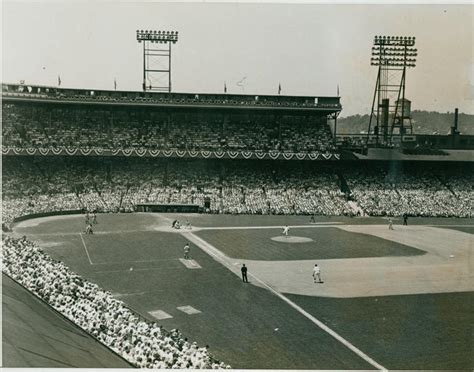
[184,225,473,298]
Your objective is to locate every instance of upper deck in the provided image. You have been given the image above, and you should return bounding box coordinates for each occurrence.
[2,83,341,114]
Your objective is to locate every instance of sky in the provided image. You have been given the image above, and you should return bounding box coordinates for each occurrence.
[2,1,473,116]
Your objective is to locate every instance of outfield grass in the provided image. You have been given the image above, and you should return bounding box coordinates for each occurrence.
[14,212,159,235]
[286,291,474,370]
[196,227,424,260]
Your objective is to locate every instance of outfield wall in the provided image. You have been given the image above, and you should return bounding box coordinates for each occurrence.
[12,209,84,224]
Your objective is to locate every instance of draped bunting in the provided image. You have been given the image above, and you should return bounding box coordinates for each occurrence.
[136,149,147,157]
[52,148,63,155]
[1,146,340,161]
[66,148,78,155]
[268,151,280,160]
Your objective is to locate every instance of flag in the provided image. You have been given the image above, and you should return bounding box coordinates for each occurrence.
[114,78,117,90]
[58,75,61,87]
[224,82,227,93]
[278,83,281,95]
[337,84,340,97]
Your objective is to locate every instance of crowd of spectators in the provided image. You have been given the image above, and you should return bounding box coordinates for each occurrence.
[2,103,335,153]
[3,157,472,226]
[2,235,229,369]
[345,165,473,217]
[2,157,355,224]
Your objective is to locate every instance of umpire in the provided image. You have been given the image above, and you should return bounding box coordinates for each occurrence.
[241,264,249,283]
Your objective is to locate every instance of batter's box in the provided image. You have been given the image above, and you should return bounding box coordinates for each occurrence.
[177,305,202,315]
[148,310,173,320]
[179,258,202,269]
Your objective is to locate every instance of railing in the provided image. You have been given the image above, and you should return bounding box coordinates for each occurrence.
[12,209,84,223]
[2,83,341,110]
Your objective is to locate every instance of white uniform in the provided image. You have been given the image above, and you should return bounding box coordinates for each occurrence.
[283,226,290,236]
[313,265,322,283]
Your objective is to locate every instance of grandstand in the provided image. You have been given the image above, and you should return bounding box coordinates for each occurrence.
[2,83,340,159]
[2,83,473,370]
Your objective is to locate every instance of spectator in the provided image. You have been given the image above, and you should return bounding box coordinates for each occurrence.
[2,235,230,369]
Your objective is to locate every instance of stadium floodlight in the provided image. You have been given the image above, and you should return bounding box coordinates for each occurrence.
[371,35,417,68]
[136,29,179,92]
[366,35,418,146]
[136,29,179,44]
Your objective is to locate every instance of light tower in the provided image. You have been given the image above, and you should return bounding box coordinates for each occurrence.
[136,30,179,92]
[366,36,417,145]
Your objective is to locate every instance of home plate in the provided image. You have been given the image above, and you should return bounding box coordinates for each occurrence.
[179,258,202,269]
[149,310,173,320]
[177,305,202,315]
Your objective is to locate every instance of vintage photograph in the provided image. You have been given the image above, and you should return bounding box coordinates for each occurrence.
[2,1,473,370]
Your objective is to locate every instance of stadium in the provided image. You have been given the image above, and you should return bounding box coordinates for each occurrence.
[2,3,473,371]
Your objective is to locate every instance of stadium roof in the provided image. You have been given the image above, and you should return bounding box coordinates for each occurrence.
[2,82,341,113]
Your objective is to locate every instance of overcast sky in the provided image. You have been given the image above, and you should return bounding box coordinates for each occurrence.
[2,1,473,116]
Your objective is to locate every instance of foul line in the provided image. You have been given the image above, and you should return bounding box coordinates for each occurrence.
[79,233,93,265]
[247,272,386,370]
[185,232,387,371]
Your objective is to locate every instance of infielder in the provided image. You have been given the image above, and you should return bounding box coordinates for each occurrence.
[313,264,323,283]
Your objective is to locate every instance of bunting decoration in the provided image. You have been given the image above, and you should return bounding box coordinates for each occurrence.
[1,146,340,161]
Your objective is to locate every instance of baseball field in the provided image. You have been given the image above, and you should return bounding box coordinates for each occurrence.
[13,213,474,369]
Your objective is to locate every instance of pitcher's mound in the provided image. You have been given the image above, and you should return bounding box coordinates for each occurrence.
[271,236,313,243]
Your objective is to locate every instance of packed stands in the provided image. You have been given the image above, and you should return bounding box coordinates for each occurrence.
[2,103,335,153]
[2,235,229,369]
[2,157,472,226]
[344,165,473,217]
[1,157,351,223]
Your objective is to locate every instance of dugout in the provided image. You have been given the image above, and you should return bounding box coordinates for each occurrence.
[134,203,200,213]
